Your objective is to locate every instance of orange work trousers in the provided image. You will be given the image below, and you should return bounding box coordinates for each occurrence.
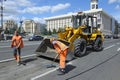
[14,54,20,62]
[53,44,68,69]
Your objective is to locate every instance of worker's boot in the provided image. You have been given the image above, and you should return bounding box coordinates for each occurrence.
[16,55,21,66]
[57,68,66,74]
[16,61,21,66]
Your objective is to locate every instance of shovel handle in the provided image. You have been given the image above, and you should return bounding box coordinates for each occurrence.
[53,53,59,62]
[53,50,63,62]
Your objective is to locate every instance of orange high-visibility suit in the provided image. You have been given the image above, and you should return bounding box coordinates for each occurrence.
[11,35,24,62]
[11,35,24,48]
[50,38,69,69]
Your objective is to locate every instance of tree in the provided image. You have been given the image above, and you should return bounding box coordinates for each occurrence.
[58,27,64,33]
[9,26,17,34]
[4,28,9,34]
[48,28,52,35]
[52,28,57,34]
[41,28,48,35]
[17,27,21,33]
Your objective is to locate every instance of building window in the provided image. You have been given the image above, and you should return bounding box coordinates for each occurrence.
[97,24,101,28]
[92,4,95,9]
[91,0,98,2]
[96,5,98,9]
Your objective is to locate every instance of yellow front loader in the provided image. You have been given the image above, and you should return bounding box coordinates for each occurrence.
[35,14,104,60]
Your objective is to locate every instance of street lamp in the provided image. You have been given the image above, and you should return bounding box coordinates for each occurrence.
[20,20,23,33]
[0,0,6,29]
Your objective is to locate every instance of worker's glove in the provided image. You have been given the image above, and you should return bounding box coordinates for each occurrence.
[60,50,64,54]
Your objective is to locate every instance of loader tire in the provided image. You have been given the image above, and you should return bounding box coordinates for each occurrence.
[93,37,103,51]
[74,38,87,57]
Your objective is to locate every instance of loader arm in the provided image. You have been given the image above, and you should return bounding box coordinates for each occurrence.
[58,26,83,43]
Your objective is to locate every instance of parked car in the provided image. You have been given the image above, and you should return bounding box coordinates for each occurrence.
[19,33,26,38]
[113,35,119,39]
[28,35,44,41]
[104,35,112,39]
[6,35,12,40]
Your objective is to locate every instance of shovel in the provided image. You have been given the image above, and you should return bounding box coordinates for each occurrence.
[46,53,60,68]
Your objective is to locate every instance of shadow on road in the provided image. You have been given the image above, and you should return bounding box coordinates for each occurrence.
[65,64,76,73]
[37,55,60,63]
[57,64,76,75]
[22,58,37,64]
[81,47,104,58]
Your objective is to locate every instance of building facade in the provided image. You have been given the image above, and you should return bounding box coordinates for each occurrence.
[90,0,98,10]
[45,9,119,36]
[45,13,76,31]
[3,20,17,30]
[23,20,39,35]
[45,0,119,36]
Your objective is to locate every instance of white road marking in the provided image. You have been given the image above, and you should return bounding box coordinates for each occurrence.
[0,50,11,53]
[116,43,120,45]
[31,61,73,80]
[67,62,72,65]
[0,58,14,63]
[0,46,10,48]
[0,43,40,48]
[103,44,115,50]
[117,48,120,52]
[0,54,36,63]
[31,68,59,80]
[0,44,116,63]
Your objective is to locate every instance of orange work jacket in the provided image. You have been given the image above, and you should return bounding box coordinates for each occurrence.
[52,40,68,51]
[11,35,24,48]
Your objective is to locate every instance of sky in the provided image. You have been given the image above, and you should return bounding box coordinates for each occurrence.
[1,0,120,24]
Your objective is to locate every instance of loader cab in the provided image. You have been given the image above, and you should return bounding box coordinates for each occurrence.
[72,15,85,28]
[82,15,97,35]
[72,15,97,34]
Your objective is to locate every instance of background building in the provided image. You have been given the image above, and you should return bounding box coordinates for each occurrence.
[23,20,38,35]
[45,13,76,31]
[3,20,17,30]
[91,0,98,10]
[45,0,119,36]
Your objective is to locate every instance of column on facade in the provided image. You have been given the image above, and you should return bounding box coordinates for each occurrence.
[31,21,33,34]
[54,20,55,30]
[49,21,52,30]
[58,19,59,29]
[50,20,52,31]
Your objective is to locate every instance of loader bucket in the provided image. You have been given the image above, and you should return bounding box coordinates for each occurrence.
[36,38,54,53]
[35,38,74,61]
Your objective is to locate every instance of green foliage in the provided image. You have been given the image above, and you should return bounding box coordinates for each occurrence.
[41,28,48,35]
[9,27,17,34]
[17,27,21,33]
[48,28,52,35]
[58,27,65,32]
[52,28,57,34]
[4,28,9,34]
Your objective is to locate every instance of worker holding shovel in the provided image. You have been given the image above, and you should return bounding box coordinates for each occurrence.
[50,38,69,74]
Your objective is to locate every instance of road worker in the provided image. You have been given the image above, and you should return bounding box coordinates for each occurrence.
[11,30,24,66]
[50,38,69,74]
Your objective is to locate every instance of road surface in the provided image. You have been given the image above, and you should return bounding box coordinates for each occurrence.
[0,41,41,61]
[0,39,120,80]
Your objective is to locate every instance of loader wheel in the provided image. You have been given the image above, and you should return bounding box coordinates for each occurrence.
[74,38,87,57]
[93,37,103,51]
